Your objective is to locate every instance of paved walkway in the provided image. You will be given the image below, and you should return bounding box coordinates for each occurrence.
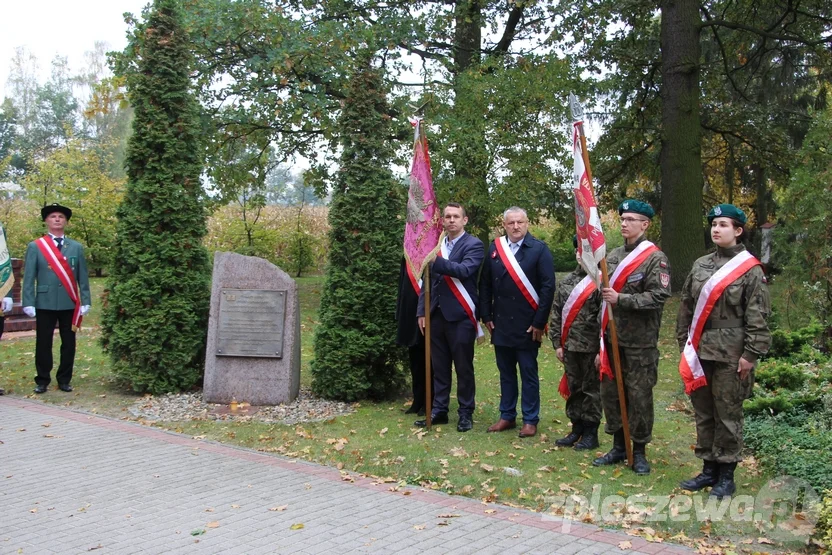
[0,397,691,554]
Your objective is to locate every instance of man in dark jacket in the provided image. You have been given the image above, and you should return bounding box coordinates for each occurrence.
[415,203,484,432]
[480,207,555,438]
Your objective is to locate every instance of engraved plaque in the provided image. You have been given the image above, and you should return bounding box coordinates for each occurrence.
[217,289,286,357]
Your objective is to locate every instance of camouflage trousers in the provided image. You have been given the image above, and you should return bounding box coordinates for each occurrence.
[563,350,602,425]
[690,359,754,463]
[600,346,658,444]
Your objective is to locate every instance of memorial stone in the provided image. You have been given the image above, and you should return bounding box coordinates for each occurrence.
[204,252,300,405]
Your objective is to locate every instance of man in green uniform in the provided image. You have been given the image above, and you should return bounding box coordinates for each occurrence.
[549,236,602,449]
[23,204,91,394]
[593,200,671,475]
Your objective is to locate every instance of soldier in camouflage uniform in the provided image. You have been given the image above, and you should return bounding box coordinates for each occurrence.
[549,236,602,450]
[676,204,770,498]
[593,200,671,475]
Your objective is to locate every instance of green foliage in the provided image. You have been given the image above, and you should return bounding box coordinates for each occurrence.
[101,0,211,394]
[311,59,405,401]
[776,104,832,338]
[756,362,809,391]
[817,490,832,553]
[767,321,826,359]
[745,409,832,493]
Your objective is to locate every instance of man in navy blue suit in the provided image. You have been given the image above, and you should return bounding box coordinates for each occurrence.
[480,207,555,438]
[415,203,485,432]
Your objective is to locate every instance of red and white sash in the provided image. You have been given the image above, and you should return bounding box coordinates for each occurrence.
[439,239,484,338]
[679,250,760,394]
[599,241,659,380]
[557,275,598,399]
[35,236,83,331]
[494,236,539,310]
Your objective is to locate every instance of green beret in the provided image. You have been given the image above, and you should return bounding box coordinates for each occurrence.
[707,204,746,225]
[618,199,654,219]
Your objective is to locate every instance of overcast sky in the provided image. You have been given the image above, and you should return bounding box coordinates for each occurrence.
[0,0,150,98]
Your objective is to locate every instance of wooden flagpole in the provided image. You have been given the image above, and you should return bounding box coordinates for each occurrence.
[419,122,433,430]
[574,115,634,468]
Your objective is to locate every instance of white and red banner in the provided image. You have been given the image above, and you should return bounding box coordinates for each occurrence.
[599,241,659,380]
[557,274,597,399]
[438,241,484,339]
[679,251,760,394]
[494,236,539,310]
[35,236,83,331]
[572,119,606,286]
[404,118,442,294]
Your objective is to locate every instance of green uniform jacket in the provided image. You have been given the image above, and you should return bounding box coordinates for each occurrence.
[605,236,671,348]
[676,244,771,364]
[549,266,602,353]
[22,237,92,311]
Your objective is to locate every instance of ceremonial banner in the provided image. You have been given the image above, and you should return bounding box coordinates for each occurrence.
[404,118,442,293]
[569,94,606,286]
[0,223,14,313]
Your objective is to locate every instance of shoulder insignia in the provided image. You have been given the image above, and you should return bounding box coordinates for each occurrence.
[762,276,767,283]
[659,260,667,268]
[491,250,497,259]
[660,273,670,288]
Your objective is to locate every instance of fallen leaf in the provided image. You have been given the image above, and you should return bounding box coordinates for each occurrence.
[290,523,304,530]
[758,537,773,545]
[231,504,241,509]
[480,464,494,473]
[190,529,205,536]
[437,514,461,518]
[618,541,632,550]
[206,521,220,529]
[413,524,426,530]
[269,505,288,512]
[379,427,388,437]
[484,509,496,514]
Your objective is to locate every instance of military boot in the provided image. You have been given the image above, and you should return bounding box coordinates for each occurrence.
[631,442,650,475]
[555,420,583,447]
[592,430,626,466]
[574,421,599,450]
[710,462,737,499]
[680,460,719,491]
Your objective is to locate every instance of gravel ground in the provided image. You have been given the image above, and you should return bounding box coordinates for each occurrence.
[128,387,356,425]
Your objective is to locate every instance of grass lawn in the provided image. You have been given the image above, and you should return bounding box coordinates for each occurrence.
[0,275,815,553]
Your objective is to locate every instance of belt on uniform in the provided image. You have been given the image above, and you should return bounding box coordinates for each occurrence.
[703,318,744,330]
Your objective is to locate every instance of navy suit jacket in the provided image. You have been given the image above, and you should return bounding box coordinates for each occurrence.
[417,232,484,323]
[479,233,555,349]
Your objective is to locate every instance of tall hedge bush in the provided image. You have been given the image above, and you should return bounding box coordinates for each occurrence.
[100,0,211,393]
[310,59,404,401]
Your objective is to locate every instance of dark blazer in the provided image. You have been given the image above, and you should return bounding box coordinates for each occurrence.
[396,258,421,347]
[479,232,555,349]
[22,237,92,311]
[417,232,484,322]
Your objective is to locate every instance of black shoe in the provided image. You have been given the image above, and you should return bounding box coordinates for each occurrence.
[414,412,448,427]
[574,421,600,451]
[58,384,73,392]
[457,415,473,432]
[680,460,719,491]
[417,408,425,416]
[593,430,626,466]
[404,403,421,415]
[555,420,583,447]
[34,385,48,394]
[710,462,737,499]
[631,442,650,475]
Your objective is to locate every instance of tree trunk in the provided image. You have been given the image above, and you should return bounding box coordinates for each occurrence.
[451,0,489,241]
[660,0,703,291]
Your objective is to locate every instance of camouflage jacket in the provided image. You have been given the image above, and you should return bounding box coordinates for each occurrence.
[676,244,771,364]
[549,266,602,353]
[604,236,671,348]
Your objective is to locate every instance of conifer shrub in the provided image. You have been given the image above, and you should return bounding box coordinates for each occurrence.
[310,58,405,401]
[100,0,211,394]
